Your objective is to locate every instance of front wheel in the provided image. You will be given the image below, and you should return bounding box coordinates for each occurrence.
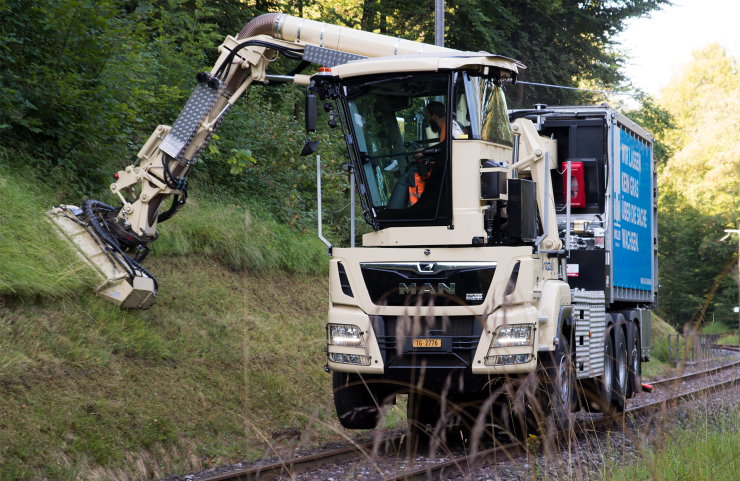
[542,336,575,429]
[333,372,380,429]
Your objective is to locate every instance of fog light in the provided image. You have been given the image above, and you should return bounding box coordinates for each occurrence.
[484,354,533,366]
[490,324,534,348]
[328,353,371,366]
[327,324,364,347]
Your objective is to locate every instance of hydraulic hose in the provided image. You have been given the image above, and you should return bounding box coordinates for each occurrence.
[80,200,158,292]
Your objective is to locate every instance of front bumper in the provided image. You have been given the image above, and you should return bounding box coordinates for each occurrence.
[326,303,539,376]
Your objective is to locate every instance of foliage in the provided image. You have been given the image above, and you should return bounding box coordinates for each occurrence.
[656,192,738,326]
[0,0,220,194]
[0,0,672,226]
[624,94,676,164]
[319,0,669,108]
[653,44,740,327]
[659,43,740,217]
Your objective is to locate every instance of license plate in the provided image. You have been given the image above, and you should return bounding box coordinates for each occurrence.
[413,338,441,348]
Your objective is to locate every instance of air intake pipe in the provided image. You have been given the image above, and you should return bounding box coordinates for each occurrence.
[237,13,460,58]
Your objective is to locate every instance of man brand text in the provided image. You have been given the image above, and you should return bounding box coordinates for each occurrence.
[399,283,455,295]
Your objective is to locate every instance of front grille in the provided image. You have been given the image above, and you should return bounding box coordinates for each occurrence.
[371,315,484,369]
[360,262,495,306]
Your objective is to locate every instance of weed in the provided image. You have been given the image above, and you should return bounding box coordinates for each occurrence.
[0,168,97,299]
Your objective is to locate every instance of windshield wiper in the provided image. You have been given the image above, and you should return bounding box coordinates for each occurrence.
[356,75,413,89]
[364,148,441,161]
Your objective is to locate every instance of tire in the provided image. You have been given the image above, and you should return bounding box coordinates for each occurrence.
[627,321,642,399]
[610,315,628,411]
[333,372,380,429]
[407,391,441,428]
[541,336,575,429]
[597,318,616,414]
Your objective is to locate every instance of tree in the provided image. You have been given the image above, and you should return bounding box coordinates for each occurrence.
[654,43,740,327]
[659,43,740,218]
[318,0,669,108]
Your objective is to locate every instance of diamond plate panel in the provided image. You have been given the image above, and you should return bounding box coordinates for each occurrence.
[160,82,220,159]
[302,45,367,67]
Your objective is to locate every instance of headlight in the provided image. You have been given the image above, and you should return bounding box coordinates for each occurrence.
[327,324,364,347]
[490,324,534,348]
[485,354,533,366]
[329,353,371,366]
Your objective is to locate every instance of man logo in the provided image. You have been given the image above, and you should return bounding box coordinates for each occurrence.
[399,283,455,295]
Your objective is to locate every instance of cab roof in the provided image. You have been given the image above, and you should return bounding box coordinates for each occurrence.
[331,52,524,79]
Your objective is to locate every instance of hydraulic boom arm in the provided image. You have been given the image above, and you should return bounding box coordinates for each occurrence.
[46,13,463,309]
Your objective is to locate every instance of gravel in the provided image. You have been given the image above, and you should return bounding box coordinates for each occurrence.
[157,358,740,481]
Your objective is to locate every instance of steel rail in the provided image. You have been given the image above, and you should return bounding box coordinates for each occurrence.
[199,436,404,481]
[649,358,740,388]
[386,366,740,481]
[199,362,740,481]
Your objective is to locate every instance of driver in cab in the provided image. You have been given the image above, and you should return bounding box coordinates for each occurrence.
[408,102,463,205]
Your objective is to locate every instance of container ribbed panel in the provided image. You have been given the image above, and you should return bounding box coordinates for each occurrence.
[571,289,606,379]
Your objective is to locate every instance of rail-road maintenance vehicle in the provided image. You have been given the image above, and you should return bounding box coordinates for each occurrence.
[47,13,656,431]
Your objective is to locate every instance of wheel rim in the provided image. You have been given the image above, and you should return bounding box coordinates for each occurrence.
[604,343,612,395]
[633,347,639,379]
[558,354,570,405]
[617,341,626,388]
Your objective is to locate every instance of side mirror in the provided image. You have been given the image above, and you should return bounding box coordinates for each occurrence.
[300,93,319,156]
[300,140,319,156]
[305,94,317,132]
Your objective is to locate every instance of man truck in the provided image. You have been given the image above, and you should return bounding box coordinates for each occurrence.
[47,13,656,433]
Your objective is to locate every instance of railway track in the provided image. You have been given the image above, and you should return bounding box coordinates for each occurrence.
[194,359,740,481]
[648,357,740,387]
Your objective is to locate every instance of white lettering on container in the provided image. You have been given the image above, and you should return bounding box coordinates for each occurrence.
[621,229,639,252]
[621,200,647,227]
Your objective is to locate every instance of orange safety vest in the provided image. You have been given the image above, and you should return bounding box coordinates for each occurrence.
[409,122,445,205]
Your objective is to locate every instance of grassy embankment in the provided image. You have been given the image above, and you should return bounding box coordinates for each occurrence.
[642,313,677,379]
[0,169,356,480]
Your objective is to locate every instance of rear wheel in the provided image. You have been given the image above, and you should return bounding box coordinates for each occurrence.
[610,316,628,411]
[333,372,380,429]
[627,321,642,399]
[597,319,616,413]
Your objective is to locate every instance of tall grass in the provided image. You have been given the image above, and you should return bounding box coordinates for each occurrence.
[0,164,328,302]
[153,200,328,276]
[0,256,334,480]
[0,168,97,299]
[605,401,740,480]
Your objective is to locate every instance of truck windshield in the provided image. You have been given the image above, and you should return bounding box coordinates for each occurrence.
[461,73,513,146]
[345,75,450,224]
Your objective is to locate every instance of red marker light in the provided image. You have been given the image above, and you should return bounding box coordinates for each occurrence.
[114,173,119,179]
[318,67,332,75]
